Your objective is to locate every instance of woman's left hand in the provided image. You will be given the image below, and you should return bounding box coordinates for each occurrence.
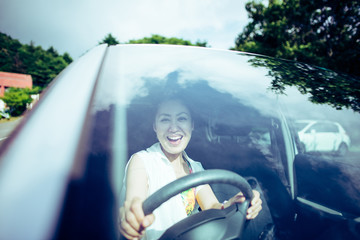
[227,190,262,220]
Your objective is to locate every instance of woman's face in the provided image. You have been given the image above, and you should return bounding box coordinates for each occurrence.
[154,99,193,158]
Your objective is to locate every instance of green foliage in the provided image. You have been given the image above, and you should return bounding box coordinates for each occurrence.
[62,52,73,64]
[247,55,360,112]
[127,34,208,47]
[99,33,120,46]
[235,0,360,76]
[0,88,36,116]
[0,32,73,88]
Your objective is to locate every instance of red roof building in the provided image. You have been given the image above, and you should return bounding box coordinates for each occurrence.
[0,71,33,97]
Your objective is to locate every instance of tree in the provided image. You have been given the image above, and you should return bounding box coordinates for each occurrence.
[0,32,73,88]
[62,52,73,64]
[1,88,33,116]
[127,34,208,47]
[47,46,59,57]
[99,33,120,45]
[235,0,360,77]
[0,33,22,72]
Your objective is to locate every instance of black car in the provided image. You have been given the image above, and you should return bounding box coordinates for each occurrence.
[0,44,359,240]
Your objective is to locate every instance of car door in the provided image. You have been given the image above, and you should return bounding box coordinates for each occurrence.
[281,91,360,239]
[307,122,338,151]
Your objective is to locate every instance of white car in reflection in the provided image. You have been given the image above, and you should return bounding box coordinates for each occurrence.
[295,120,351,155]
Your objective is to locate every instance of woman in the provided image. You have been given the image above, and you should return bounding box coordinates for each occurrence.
[119,98,262,239]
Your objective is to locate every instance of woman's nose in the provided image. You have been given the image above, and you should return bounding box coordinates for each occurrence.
[168,121,179,132]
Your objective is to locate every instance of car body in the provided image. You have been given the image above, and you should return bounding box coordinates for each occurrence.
[295,120,351,155]
[0,44,359,240]
[0,110,10,119]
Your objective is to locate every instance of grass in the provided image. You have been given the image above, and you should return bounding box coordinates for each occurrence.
[0,116,22,123]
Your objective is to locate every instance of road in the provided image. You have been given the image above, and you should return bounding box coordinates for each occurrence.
[0,118,22,143]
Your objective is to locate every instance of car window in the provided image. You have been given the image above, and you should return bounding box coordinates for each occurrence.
[294,122,308,132]
[96,45,360,238]
[279,86,360,215]
[308,122,339,133]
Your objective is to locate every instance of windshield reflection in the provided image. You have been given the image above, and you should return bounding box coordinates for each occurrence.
[246,56,360,113]
[97,45,360,155]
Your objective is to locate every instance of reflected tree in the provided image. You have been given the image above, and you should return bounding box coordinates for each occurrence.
[247,56,360,113]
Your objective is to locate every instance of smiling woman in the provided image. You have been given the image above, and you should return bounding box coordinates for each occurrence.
[154,99,194,160]
[119,95,263,240]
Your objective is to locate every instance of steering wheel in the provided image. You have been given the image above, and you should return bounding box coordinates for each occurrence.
[142,169,254,240]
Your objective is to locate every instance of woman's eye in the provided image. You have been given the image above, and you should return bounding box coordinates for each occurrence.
[178,117,188,122]
[160,118,170,122]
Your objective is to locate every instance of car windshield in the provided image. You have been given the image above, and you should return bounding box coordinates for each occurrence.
[93,45,360,227]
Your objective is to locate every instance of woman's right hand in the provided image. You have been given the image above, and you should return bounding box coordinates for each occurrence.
[118,197,155,239]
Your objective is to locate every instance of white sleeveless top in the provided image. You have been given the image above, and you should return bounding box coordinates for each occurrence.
[121,143,204,240]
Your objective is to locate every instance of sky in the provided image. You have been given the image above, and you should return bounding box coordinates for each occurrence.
[0,0,250,60]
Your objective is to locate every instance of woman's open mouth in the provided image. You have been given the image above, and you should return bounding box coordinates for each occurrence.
[167,135,183,145]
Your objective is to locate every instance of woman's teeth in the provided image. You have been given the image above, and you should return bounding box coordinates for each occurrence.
[167,136,182,141]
